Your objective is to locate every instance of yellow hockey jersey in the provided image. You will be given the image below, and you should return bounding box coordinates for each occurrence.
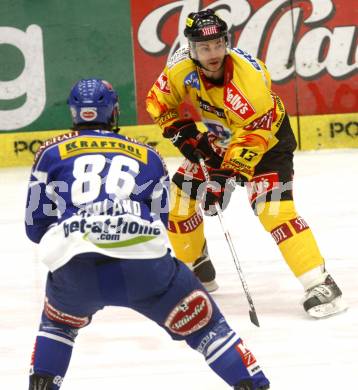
[146,46,287,180]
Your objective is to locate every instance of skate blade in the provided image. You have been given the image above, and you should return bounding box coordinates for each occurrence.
[306,296,348,319]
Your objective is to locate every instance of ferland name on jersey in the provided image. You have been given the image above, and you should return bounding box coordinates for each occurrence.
[76,198,142,218]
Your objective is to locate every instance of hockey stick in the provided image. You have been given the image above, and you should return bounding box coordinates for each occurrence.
[197,155,260,327]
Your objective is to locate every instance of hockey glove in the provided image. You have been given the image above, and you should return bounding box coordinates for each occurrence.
[163,119,222,167]
[203,168,236,216]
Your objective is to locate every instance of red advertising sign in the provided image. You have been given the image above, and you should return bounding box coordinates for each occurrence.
[131,0,357,124]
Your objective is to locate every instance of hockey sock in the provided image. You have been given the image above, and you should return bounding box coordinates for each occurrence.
[30,313,78,389]
[193,321,270,388]
[30,336,73,389]
[206,336,269,388]
[257,200,324,276]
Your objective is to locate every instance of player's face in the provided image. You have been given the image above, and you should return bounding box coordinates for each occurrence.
[194,38,226,73]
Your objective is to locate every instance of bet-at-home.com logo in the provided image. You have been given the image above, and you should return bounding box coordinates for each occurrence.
[0,25,46,131]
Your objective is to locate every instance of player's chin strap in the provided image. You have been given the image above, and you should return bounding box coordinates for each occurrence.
[196,153,260,327]
[112,105,120,133]
[112,123,120,133]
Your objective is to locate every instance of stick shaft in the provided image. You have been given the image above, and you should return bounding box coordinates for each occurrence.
[197,156,260,327]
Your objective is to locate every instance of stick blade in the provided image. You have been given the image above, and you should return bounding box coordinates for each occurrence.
[249,310,260,327]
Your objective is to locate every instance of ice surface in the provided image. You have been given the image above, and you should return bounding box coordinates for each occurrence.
[0,149,357,389]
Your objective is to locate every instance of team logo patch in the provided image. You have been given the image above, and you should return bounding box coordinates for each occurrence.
[158,110,179,127]
[184,71,200,90]
[201,26,219,36]
[177,159,204,181]
[198,96,225,118]
[167,220,177,233]
[34,131,79,164]
[80,107,98,121]
[53,376,64,387]
[101,79,114,90]
[167,46,190,69]
[271,223,293,244]
[235,340,262,376]
[165,290,213,336]
[290,216,309,233]
[177,211,203,233]
[247,172,279,204]
[232,48,261,71]
[224,82,255,120]
[58,136,148,163]
[244,108,275,131]
[146,90,169,118]
[155,72,171,94]
[186,17,194,28]
[44,297,89,328]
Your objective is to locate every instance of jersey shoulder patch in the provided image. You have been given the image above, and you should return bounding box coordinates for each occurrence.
[231,48,262,72]
[167,46,190,69]
[34,131,79,165]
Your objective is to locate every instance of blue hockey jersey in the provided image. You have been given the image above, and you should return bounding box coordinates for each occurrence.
[25,129,170,271]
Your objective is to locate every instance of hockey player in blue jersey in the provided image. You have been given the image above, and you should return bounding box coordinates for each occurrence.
[25,78,270,390]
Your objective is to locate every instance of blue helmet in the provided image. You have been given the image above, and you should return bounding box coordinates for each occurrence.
[67,78,119,126]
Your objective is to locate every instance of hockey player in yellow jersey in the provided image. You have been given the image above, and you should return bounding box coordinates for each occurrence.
[146,9,347,318]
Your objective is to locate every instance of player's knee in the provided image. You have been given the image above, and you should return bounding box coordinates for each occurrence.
[169,184,198,218]
[257,200,298,232]
[40,312,79,343]
[167,205,205,263]
[40,298,91,342]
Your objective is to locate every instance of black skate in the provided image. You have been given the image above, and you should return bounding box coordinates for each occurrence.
[302,274,348,318]
[234,379,270,389]
[192,241,218,293]
[29,373,56,389]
